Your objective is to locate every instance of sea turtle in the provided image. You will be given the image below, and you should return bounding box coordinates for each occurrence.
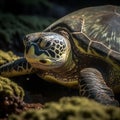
[0,5,120,106]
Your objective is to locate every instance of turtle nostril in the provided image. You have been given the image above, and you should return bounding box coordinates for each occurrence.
[39,60,47,64]
[23,36,26,40]
[24,35,30,41]
[23,36,30,46]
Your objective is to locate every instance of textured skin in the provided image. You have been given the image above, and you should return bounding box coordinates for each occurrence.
[0,58,34,77]
[79,68,119,106]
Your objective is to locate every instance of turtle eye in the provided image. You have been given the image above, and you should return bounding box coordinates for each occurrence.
[39,40,52,49]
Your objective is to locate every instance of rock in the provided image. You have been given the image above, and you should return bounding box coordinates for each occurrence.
[0,76,25,117]
[0,50,19,65]
[9,97,120,120]
[0,49,43,119]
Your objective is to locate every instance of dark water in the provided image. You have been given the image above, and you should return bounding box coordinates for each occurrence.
[12,74,79,104]
[12,73,120,104]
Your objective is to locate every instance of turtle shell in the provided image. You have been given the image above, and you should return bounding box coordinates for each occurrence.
[44,5,120,69]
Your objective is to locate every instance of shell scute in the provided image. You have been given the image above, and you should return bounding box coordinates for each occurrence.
[45,5,120,67]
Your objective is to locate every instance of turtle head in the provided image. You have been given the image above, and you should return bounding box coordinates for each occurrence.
[23,32,71,70]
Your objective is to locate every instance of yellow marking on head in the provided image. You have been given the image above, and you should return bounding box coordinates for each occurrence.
[25,46,35,57]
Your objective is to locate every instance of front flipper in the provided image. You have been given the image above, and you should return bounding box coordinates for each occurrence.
[0,57,35,77]
[79,68,119,106]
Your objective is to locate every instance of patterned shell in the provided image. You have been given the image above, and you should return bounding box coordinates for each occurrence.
[45,5,120,68]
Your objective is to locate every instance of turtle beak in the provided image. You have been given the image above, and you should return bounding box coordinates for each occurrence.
[23,33,41,55]
[25,42,35,55]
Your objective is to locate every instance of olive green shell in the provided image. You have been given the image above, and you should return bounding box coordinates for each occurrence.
[45,5,120,69]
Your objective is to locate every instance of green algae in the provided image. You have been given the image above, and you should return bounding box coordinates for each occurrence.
[9,97,120,120]
[0,76,24,99]
[0,76,25,117]
[0,50,19,65]
[0,50,24,99]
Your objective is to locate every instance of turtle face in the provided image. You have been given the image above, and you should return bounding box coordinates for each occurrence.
[23,32,71,70]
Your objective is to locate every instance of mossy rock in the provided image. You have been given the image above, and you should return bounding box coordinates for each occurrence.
[0,76,25,117]
[0,50,19,65]
[0,76,24,99]
[9,97,120,120]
